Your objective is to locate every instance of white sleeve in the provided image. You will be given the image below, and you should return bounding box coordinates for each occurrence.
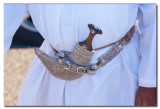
[138,4,156,87]
[4,4,28,55]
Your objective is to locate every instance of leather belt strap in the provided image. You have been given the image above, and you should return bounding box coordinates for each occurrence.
[35,25,135,80]
[49,25,135,55]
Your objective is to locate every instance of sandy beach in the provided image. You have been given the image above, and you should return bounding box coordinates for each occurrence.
[4,48,35,106]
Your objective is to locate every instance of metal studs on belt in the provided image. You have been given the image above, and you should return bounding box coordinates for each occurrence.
[58,51,65,59]
[118,44,123,50]
[90,64,98,70]
[58,59,64,64]
[87,70,96,75]
[101,59,106,65]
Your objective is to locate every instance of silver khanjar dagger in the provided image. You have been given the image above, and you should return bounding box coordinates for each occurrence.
[34,24,103,80]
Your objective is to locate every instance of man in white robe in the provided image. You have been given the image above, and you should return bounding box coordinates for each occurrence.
[4,4,156,106]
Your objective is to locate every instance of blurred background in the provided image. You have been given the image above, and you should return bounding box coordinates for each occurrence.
[4,13,44,106]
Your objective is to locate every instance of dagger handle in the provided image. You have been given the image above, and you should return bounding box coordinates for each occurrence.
[79,24,102,51]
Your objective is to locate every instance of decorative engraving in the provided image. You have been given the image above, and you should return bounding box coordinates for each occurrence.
[34,26,135,81]
[70,43,94,66]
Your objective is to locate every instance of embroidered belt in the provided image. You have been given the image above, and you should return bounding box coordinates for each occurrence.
[34,24,135,81]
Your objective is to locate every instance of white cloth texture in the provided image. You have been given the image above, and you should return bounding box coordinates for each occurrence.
[4,4,156,106]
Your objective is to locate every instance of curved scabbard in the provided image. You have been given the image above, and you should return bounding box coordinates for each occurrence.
[34,48,83,81]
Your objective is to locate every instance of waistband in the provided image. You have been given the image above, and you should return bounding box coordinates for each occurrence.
[49,26,135,56]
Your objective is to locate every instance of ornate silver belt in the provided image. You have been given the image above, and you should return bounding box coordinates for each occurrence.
[34,24,135,81]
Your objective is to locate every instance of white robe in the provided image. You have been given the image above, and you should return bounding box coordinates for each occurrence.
[4,4,156,106]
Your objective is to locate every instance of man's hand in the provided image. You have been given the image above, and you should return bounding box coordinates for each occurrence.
[135,87,157,106]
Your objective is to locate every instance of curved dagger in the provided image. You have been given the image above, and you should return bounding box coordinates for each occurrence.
[34,48,83,80]
[34,24,103,80]
[79,24,103,51]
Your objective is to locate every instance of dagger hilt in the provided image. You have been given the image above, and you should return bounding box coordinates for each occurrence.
[79,24,103,51]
